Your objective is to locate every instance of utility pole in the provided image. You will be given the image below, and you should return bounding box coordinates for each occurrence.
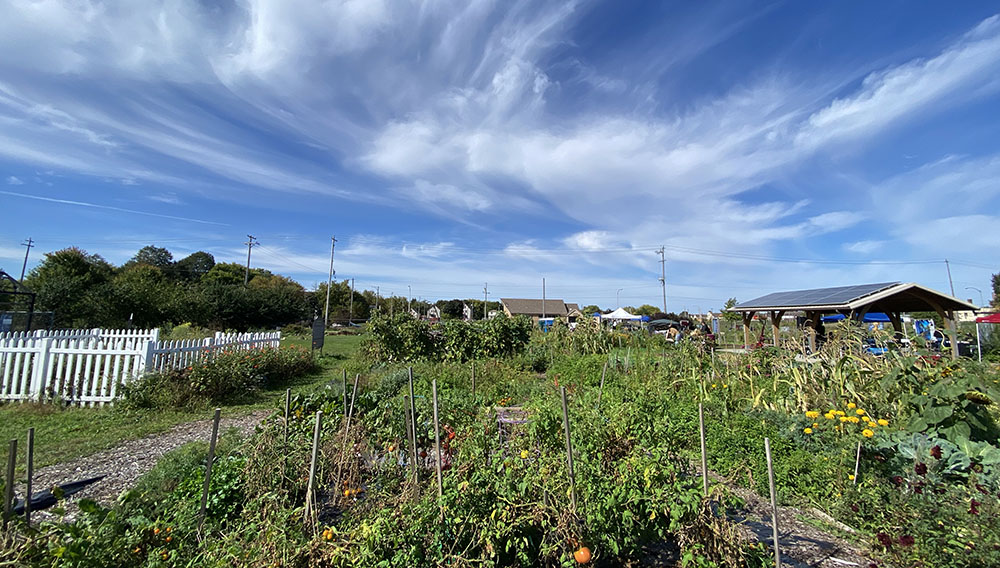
[19,237,34,283]
[542,278,546,319]
[243,235,258,286]
[944,259,955,297]
[349,278,355,324]
[375,286,380,312]
[483,282,489,320]
[324,236,337,329]
[657,246,667,314]
[407,285,412,314]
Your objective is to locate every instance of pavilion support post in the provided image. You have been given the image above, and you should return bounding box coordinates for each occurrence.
[805,311,817,353]
[888,312,903,334]
[770,310,785,348]
[946,310,958,361]
[742,312,754,350]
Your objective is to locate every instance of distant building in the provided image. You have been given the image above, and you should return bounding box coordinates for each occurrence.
[462,303,473,321]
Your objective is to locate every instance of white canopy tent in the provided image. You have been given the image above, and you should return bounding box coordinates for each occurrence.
[600,308,642,321]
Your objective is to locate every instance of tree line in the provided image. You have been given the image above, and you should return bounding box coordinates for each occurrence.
[0,245,503,331]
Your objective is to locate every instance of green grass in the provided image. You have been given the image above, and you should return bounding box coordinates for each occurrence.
[0,335,362,477]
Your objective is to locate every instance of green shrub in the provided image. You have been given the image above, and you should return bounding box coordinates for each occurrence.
[120,346,317,408]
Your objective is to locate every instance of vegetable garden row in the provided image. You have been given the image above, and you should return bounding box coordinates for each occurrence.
[2,314,999,567]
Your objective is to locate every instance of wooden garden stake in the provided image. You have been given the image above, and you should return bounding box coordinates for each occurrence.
[3,439,15,530]
[282,389,291,487]
[764,438,782,568]
[408,367,418,481]
[698,404,708,496]
[305,410,323,523]
[560,386,578,512]
[597,361,608,409]
[432,379,444,514]
[198,408,222,534]
[25,427,34,525]
[342,369,348,420]
[404,395,415,475]
[853,441,862,485]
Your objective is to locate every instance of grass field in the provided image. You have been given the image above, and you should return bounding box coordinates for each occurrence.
[0,334,362,476]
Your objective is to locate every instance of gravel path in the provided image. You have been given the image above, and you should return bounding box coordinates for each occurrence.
[16,409,272,521]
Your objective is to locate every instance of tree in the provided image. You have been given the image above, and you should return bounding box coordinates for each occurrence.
[109,264,176,327]
[435,299,466,319]
[992,272,1000,309]
[581,305,601,316]
[722,298,741,322]
[174,251,215,281]
[23,248,115,327]
[633,304,660,317]
[202,263,259,286]
[125,245,174,270]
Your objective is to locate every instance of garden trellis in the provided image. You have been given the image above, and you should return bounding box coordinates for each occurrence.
[0,328,280,405]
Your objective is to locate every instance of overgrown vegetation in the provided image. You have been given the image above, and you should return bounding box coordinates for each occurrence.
[3,320,999,567]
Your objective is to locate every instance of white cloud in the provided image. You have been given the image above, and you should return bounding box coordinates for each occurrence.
[844,240,886,254]
[5,175,23,185]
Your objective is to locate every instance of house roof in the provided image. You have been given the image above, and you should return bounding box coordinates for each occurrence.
[565,303,580,313]
[500,298,569,316]
[728,282,976,313]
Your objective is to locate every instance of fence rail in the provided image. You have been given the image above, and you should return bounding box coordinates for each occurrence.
[0,329,281,405]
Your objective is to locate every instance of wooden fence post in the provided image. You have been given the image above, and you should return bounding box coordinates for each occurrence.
[198,408,222,534]
[432,379,444,516]
[25,428,34,525]
[764,438,782,568]
[698,404,708,496]
[3,439,15,531]
[560,386,578,512]
[305,410,323,523]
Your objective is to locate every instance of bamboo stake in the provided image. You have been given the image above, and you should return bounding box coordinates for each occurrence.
[698,404,708,496]
[408,367,418,482]
[853,441,862,484]
[25,428,34,525]
[3,439,15,530]
[432,379,444,513]
[597,361,608,409]
[764,438,782,568]
[305,410,323,523]
[560,386,578,512]
[198,408,222,534]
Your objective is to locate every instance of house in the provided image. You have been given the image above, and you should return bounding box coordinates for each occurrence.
[500,298,582,323]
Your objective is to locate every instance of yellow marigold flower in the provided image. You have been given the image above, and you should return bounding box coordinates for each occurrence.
[847,403,857,409]
[848,474,855,481]
[835,410,845,416]
[804,427,813,434]
[862,429,874,438]
[824,412,835,420]
[711,383,717,388]
[839,416,848,423]
[723,384,728,388]
[861,415,871,422]
[856,409,865,416]
[847,416,860,424]
[805,411,820,419]
[877,419,889,426]
[520,450,529,459]
[812,422,819,427]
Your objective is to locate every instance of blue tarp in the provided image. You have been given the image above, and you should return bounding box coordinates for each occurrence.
[822,312,891,323]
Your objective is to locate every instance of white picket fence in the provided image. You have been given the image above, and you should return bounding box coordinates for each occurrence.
[0,329,281,405]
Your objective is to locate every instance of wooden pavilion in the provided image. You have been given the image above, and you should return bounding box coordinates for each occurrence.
[726,282,978,359]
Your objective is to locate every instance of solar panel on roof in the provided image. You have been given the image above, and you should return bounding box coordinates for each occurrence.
[735,282,899,309]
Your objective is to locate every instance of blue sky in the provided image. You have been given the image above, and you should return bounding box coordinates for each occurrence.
[1,1,998,311]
